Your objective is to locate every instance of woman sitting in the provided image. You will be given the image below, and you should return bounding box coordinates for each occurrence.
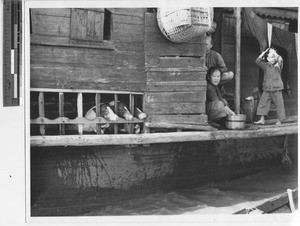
[206,67,236,128]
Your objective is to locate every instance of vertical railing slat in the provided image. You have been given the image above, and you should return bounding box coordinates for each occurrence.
[114,94,118,134]
[59,92,65,135]
[142,93,150,134]
[38,92,45,135]
[129,94,134,133]
[95,93,102,134]
[77,92,83,135]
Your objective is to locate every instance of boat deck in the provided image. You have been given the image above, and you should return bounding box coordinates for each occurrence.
[30,116,298,147]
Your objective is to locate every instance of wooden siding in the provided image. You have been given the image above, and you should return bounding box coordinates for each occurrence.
[30,8,147,92]
[144,13,207,125]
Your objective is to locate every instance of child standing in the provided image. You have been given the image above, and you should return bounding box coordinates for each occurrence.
[254,47,286,125]
[206,67,235,128]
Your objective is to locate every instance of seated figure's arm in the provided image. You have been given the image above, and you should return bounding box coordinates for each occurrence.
[216,52,228,73]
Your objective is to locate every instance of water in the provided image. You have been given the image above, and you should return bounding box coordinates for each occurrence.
[85,166,297,216]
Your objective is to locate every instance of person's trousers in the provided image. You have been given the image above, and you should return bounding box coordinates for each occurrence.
[256,90,286,121]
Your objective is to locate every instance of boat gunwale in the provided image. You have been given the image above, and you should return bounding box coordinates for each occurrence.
[30,121,298,147]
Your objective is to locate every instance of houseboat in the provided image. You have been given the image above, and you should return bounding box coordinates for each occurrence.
[26,6,297,216]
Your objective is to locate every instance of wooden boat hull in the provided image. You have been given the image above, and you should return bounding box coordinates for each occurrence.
[31,135,298,212]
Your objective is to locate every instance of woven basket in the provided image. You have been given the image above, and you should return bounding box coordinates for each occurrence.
[157,7,214,43]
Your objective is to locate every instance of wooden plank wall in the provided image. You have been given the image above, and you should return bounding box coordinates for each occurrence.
[30,8,146,92]
[144,13,208,126]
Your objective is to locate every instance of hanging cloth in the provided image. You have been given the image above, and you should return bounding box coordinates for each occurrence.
[272,26,298,92]
[295,33,298,57]
[243,8,297,93]
[267,23,272,47]
[243,8,268,51]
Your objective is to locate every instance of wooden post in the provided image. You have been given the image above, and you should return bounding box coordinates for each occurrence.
[287,189,296,212]
[95,93,102,134]
[58,92,65,135]
[235,7,241,114]
[77,92,83,135]
[38,92,45,135]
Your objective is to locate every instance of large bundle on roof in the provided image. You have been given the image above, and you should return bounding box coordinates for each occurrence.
[157,7,214,43]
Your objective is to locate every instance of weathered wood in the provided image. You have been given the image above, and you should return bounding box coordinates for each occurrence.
[145,55,205,68]
[30,9,146,91]
[68,39,115,49]
[31,13,70,37]
[31,35,115,50]
[30,116,143,125]
[30,61,146,91]
[30,88,143,95]
[30,122,298,146]
[146,83,207,92]
[145,122,214,131]
[144,25,205,45]
[145,41,205,57]
[113,22,144,43]
[95,93,102,134]
[70,9,104,42]
[58,92,65,135]
[77,93,83,135]
[147,114,208,125]
[148,81,206,86]
[235,7,241,114]
[31,35,72,46]
[222,13,236,36]
[112,14,144,25]
[146,91,206,103]
[30,45,142,67]
[147,71,206,83]
[38,92,45,135]
[109,8,146,17]
[129,94,135,133]
[30,72,146,92]
[144,102,205,114]
[146,67,206,72]
[32,8,71,17]
[114,94,118,134]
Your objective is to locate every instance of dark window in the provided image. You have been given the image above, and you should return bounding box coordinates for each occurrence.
[103,9,112,40]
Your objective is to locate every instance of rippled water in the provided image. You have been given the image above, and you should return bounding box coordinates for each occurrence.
[85,166,298,216]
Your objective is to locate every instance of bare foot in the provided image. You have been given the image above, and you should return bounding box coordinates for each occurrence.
[275,120,281,125]
[254,119,265,125]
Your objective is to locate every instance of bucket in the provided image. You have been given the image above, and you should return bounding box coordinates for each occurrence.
[226,114,246,130]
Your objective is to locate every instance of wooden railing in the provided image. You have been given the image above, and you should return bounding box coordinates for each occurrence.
[30,88,145,135]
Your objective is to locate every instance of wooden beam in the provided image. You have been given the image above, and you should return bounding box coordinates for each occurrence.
[235,7,241,114]
[145,122,215,131]
[30,116,143,125]
[31,122,297,147]
[30,87,144,95]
